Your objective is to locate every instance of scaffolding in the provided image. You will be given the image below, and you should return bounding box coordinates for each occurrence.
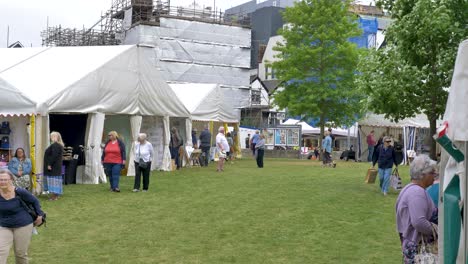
[41,0,250,47]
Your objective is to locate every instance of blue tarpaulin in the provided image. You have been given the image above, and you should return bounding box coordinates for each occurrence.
[349,17,378,48]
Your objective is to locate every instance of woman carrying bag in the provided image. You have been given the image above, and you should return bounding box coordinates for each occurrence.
[0,169,45,264]
[133,133,154,192]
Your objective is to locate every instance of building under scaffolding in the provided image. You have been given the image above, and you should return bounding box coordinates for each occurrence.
[42,0,250,47]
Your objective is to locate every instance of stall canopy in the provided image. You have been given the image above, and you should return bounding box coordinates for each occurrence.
[0,45,189,117]
[0,78,35,116]
[359,113,440,128]
[283,119,320,135]
[169,83,239,123]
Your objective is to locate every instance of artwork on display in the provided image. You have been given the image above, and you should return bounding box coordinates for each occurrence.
[264,126,301,147]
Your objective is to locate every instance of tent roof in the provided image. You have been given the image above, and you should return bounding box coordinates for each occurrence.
[0,78,35,116]
[169,83,239,123]
[283,119,320,135]
[444,40,468,141]
[0,45,190,117]
[359,113,441,128]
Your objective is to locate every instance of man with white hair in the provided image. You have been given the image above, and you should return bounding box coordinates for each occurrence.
[216,126,229,172]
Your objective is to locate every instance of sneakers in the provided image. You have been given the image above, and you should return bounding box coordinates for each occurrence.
[133,189,139,192]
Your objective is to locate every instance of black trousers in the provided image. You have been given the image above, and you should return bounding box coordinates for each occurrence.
[256,149,264,168]
[200,146,210,166]
[134,161,151,190]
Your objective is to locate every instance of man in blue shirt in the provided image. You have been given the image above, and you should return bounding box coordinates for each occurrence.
[250,131,260,156]
[322,131,335,167]
[199,126,212,167]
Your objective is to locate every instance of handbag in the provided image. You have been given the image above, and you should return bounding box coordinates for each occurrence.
[390,168,402,191]
[138,145,149,169]
[414,224,438,264]
[15,189,46,227]
[365,168,377,183]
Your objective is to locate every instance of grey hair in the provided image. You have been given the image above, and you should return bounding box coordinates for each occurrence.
[0,169,15,180]
[138,133,147,141]
[383,136,392,142]
[410,154,437,181]
[218,126,225,132]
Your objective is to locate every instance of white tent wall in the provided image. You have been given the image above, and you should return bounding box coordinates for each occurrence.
[0,116,30,158]
[162,116,171,171]
[185,119,193,147]
[127,115,143,176]
[33,115,49,194]
[141,116,165,170]
[81,113,106,184]
[439,40,468,263]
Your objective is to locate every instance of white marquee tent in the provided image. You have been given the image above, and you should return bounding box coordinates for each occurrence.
[438,39,468,263]
[0,45,190,184]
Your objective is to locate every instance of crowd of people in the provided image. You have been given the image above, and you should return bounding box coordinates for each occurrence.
[0,125,444,263]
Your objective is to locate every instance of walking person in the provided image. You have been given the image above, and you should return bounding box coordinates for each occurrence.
[226,132,233,161]
[8,148,32,190]
[216,126,229,172]
[255,134,265,168]
[396,155,438,263]
[102,131,126,192]
[249,131,260,156]
[43,131,64,201]
[0,169,45,264]
[170,127,183,170]
[322,131,335,167]
[372,136,398,196]
[133,133,154,193]
[199,125,211,167]
[366,130,376,162]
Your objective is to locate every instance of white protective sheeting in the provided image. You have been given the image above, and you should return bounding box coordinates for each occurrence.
[127,115,143,176]
[0,78,36,116]
[169,83,240,123]
[0,45,190,117]
[82,113,106,184]
[162,116,172,171]
[444,40,468,141]
[123,20,251,88]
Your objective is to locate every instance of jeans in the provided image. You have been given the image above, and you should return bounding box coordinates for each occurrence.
[170,147,181,169]
[134,161,151,190]
[256,149,264,168]
[368,146,374,162]
[200,146,210,166]
[378,168,392,193]
[104,163,122,190]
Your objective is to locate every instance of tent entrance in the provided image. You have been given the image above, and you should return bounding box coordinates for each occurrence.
[49,114,88,184]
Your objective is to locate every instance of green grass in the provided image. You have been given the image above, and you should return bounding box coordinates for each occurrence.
[14,159,406,263]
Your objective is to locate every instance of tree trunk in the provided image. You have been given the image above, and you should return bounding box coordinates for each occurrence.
[429,116,437,160]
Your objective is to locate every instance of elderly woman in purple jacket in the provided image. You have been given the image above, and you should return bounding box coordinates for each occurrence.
[396,154,438,263]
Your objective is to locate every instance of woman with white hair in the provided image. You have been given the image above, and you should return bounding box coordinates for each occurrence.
[43,131,64,201]
[216,126,229,172]
[133,133,154,192]
[396,154,438,263]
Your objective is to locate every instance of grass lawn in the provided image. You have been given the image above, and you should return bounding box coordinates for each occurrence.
[15,158,407,264]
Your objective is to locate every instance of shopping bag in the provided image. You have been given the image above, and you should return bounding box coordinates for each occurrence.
[390,168,402,191]
[365,168,377,183]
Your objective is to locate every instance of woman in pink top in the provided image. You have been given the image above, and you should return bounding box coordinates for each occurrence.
[395,155,438,263]
[101,131,126,192]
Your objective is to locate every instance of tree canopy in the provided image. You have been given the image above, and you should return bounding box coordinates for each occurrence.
[270,0,364,139]
[358,0,468,158]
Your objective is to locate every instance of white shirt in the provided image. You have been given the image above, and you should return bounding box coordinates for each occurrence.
[134,141,154,162]
[216,133,230,152]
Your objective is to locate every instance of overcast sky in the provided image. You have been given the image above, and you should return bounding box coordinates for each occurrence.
[0,0,251,48]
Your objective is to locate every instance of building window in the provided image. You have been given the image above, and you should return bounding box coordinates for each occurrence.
[272,1,277,7]
[271,68,275,79]
[265,66,269,80]
[251,90,261,105]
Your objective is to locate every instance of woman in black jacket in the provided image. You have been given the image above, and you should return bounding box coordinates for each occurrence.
[43,131,64,201]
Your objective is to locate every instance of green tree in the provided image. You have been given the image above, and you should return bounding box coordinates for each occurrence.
[269,0,365,141]
[358,0,468,159]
